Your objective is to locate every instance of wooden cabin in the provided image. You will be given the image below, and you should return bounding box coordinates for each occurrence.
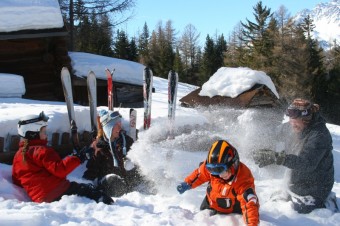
[180,84,281,108]
[0,27,71,101]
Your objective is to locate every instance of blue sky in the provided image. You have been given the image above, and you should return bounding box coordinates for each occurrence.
[117,0,326,45]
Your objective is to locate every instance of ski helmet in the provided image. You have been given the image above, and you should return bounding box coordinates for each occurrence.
[206,140,240,177]
[17,111,49,139]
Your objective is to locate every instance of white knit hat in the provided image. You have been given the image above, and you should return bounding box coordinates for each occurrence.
[99,110,121,141]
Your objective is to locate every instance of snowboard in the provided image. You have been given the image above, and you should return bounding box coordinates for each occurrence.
[143,67,153,130]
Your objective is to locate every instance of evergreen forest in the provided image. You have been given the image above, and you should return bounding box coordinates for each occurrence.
[58,0,340,125]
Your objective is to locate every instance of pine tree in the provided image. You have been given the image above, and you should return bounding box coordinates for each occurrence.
[200,35,216,84]
[113,30,130,59]
[240,1,273,68]
[129,38,139,62]
[138,22,150,65]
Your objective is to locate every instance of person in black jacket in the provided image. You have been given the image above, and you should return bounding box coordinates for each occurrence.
[82,110,141,197]
[253,98,335,213]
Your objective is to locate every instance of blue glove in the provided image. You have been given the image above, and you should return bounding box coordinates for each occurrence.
[74,146,94,163]
[177,182,191,194]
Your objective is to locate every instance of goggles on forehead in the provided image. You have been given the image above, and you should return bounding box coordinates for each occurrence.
[206,163,228,175]
[101,111,122,127]
[285,108,311,119]
[18,111,49,126]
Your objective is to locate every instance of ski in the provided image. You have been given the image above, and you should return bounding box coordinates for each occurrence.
[129,108,137,141]
[87,71,97,139]
[167,70,178,139]
[143,67,153,130]
[105,68,116,111]
[60,67,80,152]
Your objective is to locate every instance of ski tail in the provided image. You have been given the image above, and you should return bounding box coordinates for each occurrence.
[60,67,80,152]
[129,108,137,141]
[87,71,97,139]
[167,70,178,139]
[105,68,113,110]
[143,67,153,130]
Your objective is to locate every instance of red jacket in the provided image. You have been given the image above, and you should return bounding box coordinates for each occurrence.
[12,139,81,203]
[185,161,259,226]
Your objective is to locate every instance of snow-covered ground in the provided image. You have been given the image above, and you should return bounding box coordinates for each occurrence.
[0,59,340,225]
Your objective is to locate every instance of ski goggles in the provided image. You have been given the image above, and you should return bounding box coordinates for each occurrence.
[18,111,49,126]
[206,163,228,175]
[100,111,122,127]
[285,108,311,119]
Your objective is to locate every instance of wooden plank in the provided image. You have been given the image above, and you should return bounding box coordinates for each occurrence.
[51,133,60,147]
[9,135,20,152]
[0,137,4,152]
[61,132,70,145]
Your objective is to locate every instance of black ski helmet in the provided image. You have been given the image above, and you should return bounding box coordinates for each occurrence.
[206,140,240,175]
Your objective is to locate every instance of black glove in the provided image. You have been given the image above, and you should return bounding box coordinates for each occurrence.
[74,146,94,164]
[252,149,286,168]
[177,182,191,194]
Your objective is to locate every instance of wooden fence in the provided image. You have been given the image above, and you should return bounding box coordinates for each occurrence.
[0,131,93,165]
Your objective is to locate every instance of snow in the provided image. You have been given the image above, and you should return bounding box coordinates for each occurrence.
[0,53,340,226]
[0,0,64,32]
[199,67,280,98]
[69,52,145,86]
[0,73,25,98]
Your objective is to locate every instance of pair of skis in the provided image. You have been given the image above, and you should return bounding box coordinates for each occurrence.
[142,68,178,139]
[105,68,137,141]
[61,67,97,152]
[61,67,138,150]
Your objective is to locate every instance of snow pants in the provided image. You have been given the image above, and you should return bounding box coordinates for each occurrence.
[55,181,114,204]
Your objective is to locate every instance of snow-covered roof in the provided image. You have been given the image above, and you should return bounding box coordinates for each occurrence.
[199,67,279,99]
[69,52,145,86]
[0,0,64,33]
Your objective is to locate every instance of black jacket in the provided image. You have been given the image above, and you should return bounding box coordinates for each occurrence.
[83,131,134,181]
[279,112,334,200]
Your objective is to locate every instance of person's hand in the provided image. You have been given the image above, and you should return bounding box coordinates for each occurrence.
[177,182,191,194]
[252,149,285,168]
[74,146,94,163]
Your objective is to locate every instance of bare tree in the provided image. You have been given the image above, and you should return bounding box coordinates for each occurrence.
[59,0,135,50]
[178,24,200,70]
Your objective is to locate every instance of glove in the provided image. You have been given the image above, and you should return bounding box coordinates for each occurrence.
[74,146,94,164]
[177,182,191,194]
[252,149,286,168]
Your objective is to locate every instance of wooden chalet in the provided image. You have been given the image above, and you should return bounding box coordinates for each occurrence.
[0,27,71,101]
[180,84,281,108]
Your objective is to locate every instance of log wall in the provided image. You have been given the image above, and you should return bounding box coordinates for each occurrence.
[0,36,71,101]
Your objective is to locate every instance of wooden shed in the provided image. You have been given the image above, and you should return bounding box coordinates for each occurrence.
[180,84,281,108]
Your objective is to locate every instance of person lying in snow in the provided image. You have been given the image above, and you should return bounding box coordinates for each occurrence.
[12,111,113,204]
[253,98,337,213]
[177,140,259,226]
[82,110,145,197]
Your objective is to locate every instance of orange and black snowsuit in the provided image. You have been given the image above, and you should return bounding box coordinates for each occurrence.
[184,161,259,226]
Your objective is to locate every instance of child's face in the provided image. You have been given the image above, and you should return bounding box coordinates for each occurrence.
[219,168,232,180]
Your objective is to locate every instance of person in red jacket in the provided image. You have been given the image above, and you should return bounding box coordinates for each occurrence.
[12,111,113,204]
[177,140,259,226]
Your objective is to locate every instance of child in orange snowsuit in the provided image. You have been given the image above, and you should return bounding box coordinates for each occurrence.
[177,140,259,226]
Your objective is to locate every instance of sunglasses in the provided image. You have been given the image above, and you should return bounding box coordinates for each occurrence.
[101,111,122,127]
[206,163,228,175]
[18,111,49,126]
[285,108,311,119]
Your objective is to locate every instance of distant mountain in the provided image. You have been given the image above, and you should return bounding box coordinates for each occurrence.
[294,0,340,49]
